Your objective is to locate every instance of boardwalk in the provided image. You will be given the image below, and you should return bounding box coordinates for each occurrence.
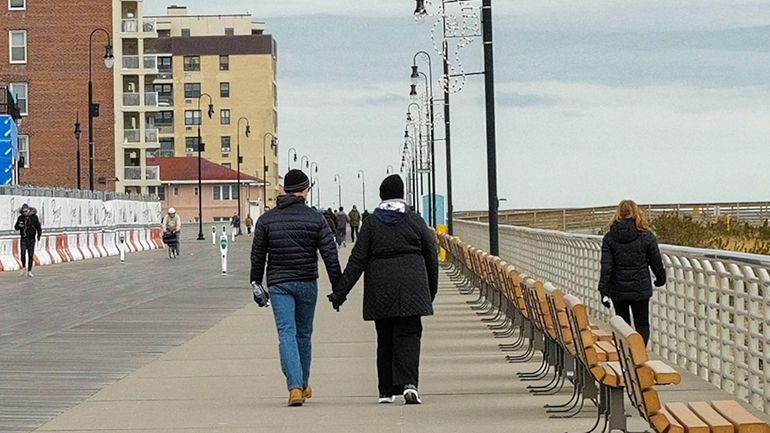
[1,231,767,432]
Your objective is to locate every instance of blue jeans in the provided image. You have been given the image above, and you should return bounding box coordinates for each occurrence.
[270,280,318,390]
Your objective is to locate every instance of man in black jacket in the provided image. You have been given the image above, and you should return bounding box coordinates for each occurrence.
[14,203,42,277]
[329,175,438,405]
[250,169,341,407]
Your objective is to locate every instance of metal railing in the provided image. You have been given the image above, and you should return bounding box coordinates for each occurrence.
[144,128,158,144]
[143,55,157,70]
[456,201,770,232]
[156,70,173,80]
[124,167,142,181]
[121,19,139,33]
[124,129,140,144]
[455,219,770,414]
[0,185,155,201]
[122,55,140,70]
[145,165,159,181]
[158,94,173,107]
[157,124,174,134]
[144,92,158,107]
[123,93,140,106]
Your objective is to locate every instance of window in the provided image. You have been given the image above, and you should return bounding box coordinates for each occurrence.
[148,186,165,201]
[185,136,201,151]
[17,135,28,168]
[151,83,172,95]
[220,109,230,125]
[221,136,231,152]
[181,28,191,37]
[213,184,238,201]
[158,56,172,70]
[9,83,28,115]
[173,186,179,196]
[155,111,173,125]
[159,138,175,157]
[183,56,200,71]
[220,82,230,98]
[184,110,201,125]
[184,83,201,99]
[219,55,229,71]
[158,29,171,38]
[9,30,27,63]
[225,28,234,36]
[9,0,25,10]
[222,163,231,169]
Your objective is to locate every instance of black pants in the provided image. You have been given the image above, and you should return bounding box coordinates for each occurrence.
[351,225,359,242]
[374,316,423,396]
[20,238,35,272]
[613,299,650,345]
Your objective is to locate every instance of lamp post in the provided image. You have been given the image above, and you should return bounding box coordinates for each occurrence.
[412,51,437,228]
[357,169,366,211]
[300,155,310,169]
[309,162,319,206]
[196,93,214,240]
[402,137,418,211]
[386,164,394,174]
[87,28,114,191]
[288,148,298,169]
[406,102,424,216]
[333,174,342,208]
[236,117,251,226]
[74,113,82,190]
[263,132,277,210]
[311,176,320,207]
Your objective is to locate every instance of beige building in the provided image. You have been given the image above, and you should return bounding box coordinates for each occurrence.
[113,3,279,208]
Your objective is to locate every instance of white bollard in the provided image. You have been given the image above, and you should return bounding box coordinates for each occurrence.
[119,232,126,263]
[220,226,228,275]
[231,226,237,243]
[211,225,216,245]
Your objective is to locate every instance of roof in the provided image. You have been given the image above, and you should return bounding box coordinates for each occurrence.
[147,157,262,183]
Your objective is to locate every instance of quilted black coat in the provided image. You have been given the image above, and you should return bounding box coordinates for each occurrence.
[598,218,666,302]
[332,208,438,321]
[250,195,341,287]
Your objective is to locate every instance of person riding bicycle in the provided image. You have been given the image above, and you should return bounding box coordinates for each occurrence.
[162,208,182,255]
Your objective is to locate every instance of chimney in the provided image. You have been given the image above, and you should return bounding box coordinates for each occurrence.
[167,5,188,16]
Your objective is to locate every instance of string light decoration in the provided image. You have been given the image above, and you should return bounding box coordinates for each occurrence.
[416,0,482,94]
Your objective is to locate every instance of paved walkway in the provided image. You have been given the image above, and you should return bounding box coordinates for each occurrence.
[2,231,767,432]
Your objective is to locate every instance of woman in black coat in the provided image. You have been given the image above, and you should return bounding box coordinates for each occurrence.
[599,200,666,345]
[328,175,438,405]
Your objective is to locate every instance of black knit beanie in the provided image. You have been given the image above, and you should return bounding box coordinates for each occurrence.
[284,169,310,193]
[379,175,405,200]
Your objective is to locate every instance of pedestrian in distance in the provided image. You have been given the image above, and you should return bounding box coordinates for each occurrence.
[349,205,361,243]
[245,213,254,236]
[362,209,370,222]
[161,208,182,256]
[250,169,342,407]
[14,203,41,277]
[598,199,666,345]
[328,174,438,405]
[231,213,241,236]
[324,208,337,234]
[335,206,349,247]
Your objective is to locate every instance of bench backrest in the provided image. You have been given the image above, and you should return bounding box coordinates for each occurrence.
[564,294,606,381]
[545,283,575,355]
[611,316,657,424]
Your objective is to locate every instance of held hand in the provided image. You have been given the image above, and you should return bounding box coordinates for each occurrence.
[654,279,665,287]
[326,293,343,312]
[601,296,612,309]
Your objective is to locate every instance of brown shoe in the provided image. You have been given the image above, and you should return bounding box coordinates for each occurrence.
[302,386,313,400]
[288,388,305,407]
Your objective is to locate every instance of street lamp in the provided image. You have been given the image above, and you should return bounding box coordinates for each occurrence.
[402,136,418,211]
[412,51,437,228]
[357,169,366,211]
[236,117,251,228]
[311,176,320,207]
[300,155,310,169]
[288,148,298,169]
[406,102,425,217]
[309,162,319,206]
[263,133,277,209]
[87,28,114,191]
[333,174,342,208]
[74,113,82,190]
[386,164,394,174]
[196,93,215,240]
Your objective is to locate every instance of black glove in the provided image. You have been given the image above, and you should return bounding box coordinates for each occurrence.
[327,293,345,312]
[654,279,666,287]
[601,296,612,309]
[251,282,270,308]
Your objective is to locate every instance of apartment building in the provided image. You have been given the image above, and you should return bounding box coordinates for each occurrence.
[132,5,279,207]
[1,0,115,188]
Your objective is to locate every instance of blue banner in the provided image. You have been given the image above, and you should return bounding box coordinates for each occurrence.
[0,115,19,185]
[422,194,446,226]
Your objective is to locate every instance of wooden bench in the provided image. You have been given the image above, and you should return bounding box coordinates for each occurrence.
[611,316,769,433]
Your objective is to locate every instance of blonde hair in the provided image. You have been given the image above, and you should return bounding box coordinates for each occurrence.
[612,199,650,231]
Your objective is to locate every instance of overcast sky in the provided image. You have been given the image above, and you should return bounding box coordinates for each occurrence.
[146,1,770,212]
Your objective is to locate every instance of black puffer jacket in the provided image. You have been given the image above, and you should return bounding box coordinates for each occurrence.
[14,208,42,241]
[599,219,666,302]
[333,207,438,321]
[250,195,341,287]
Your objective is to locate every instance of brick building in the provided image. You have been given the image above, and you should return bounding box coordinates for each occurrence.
[0,0,116,188]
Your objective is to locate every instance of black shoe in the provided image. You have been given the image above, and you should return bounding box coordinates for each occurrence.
[403,385,421,404]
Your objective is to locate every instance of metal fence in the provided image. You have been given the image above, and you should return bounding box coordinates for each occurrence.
[0,185,157,202]
[456,201,770,232]
[455,219,770,414]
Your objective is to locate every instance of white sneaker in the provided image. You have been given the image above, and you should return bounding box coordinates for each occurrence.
[19,269,26,276]
[403,385,422,405]
[378,395,396,404]
[27,271,34,278]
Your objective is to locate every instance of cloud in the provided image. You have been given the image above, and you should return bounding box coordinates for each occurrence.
[494,92,561,108]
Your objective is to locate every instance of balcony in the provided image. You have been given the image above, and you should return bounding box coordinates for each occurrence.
[158,94,173,107]
[143,55,157,71]
[145,165,159,181]
[124,129,141,144]
[144,92,159,107]
[122,55,140,70]
[157,124,174,135]
[121,19,139,33]
[145,128,159,144]
[156,69,173,80]
[123,93,140,107]
[124,166,142,180]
